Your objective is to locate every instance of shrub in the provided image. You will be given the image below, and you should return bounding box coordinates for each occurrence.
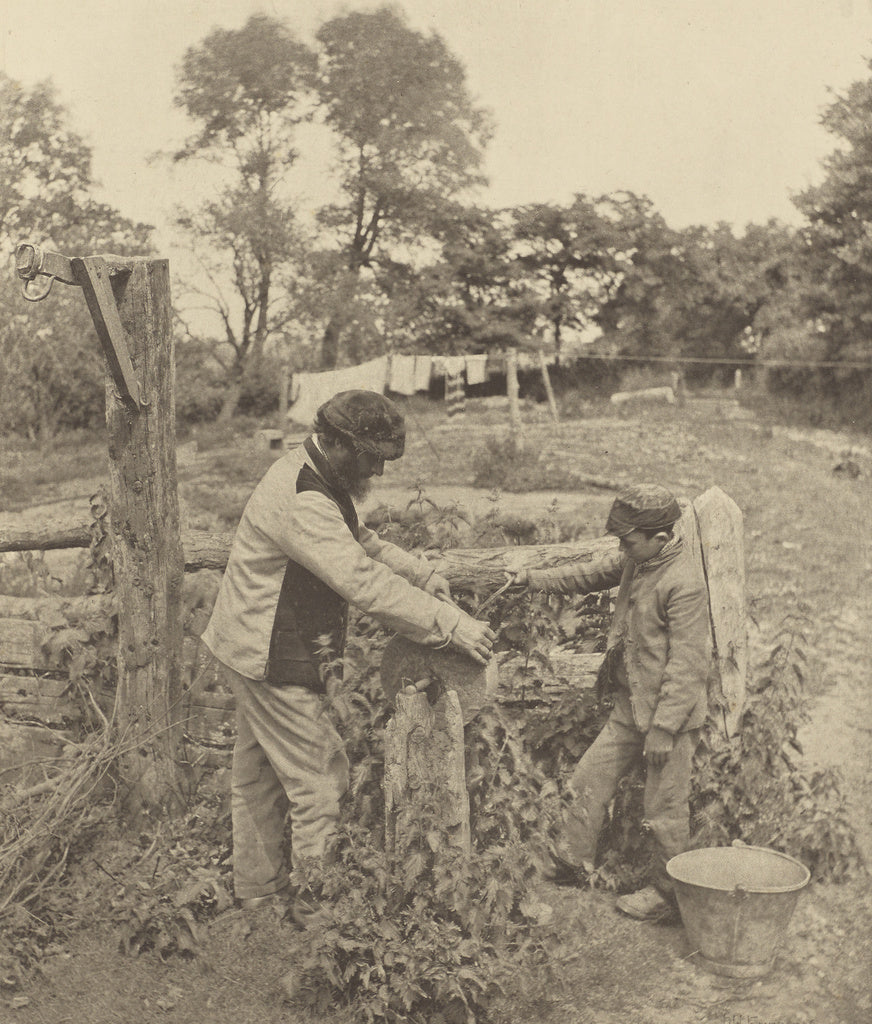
[236,359,283,418]
[173,337,226,428]
[287,819,554,1023]
[287,773,559,1023]
[366,485,473,551]
[691,614,863,881]
[469,434,550,491]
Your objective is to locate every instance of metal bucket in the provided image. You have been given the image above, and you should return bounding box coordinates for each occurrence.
[666,845,810,978]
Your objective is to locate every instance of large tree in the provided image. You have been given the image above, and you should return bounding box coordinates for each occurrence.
[793,67,872,364]
[411,203,538,352]
[172,14,316,418]
[590,192,685,356]
[313,6,492,366]
[0,73,152,441]
[594,193,798,381]
[511,195,631,355]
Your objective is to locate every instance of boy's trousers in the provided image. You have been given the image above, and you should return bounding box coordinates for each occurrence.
[225,666,350,900]
[560,703,699,894]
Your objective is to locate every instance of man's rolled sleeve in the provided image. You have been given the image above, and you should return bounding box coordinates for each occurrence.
[358,523,435,589]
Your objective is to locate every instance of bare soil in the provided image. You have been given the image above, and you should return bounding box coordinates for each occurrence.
[4,394,871,1024]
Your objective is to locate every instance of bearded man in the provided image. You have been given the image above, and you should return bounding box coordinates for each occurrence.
[202,390,494,915]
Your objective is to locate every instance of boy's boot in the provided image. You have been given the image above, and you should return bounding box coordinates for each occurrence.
[615,886,678,922]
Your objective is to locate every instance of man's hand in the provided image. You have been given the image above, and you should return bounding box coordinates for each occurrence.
[450,613,497,666]
[424,571,455,604]
[643,726,674,768]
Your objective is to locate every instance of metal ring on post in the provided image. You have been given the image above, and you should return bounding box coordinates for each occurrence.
[21,275,56,302]
[15,242,44,278]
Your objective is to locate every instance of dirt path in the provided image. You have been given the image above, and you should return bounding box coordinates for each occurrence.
[800,602,872,863]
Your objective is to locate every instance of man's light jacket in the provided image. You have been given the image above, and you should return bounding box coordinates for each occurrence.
[202,437,461,689]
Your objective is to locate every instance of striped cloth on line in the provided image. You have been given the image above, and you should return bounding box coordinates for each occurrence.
[445,369,466,418]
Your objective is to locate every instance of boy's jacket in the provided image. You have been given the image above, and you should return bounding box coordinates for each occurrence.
[527,536,712,734]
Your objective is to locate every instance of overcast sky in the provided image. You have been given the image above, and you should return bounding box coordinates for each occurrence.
[4,0,872,246]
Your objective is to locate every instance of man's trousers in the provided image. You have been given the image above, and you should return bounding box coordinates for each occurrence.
[225,667,350,900]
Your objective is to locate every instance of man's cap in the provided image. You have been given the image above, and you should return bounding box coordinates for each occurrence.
[605,483,682,537]
[315,390,405,460]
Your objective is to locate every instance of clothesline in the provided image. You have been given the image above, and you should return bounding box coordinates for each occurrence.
[287,351,556,425]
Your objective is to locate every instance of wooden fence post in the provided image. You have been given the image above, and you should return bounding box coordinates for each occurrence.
[538,350,560,422]
[381,638,497,857]
[14,246,186,815]
[693,487,747,736]
[384,690,470,857]
[506,347,524,449]
[105,257,185,815]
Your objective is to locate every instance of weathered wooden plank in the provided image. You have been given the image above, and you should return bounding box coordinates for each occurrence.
[0,619,49,670]
[0,506,92,552]
[0,507,235,572]
[183,532,620,582]
[497,650,601,704]
[610,386,675,406]
[694,487,747,736]
[0,674,80,725]
[2,508,617,583]
[182,531,235,571]
[0,721,71,785]
[0,674,68,699]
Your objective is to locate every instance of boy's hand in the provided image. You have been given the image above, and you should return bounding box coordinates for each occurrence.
[506,569,529,588]
[643,726,674,768]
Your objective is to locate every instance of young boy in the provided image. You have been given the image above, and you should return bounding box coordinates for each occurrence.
[516,483,711,921]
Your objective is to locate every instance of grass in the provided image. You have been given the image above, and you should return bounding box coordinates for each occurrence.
[0,429,108,511]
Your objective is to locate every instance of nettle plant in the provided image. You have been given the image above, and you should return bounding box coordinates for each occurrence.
[691,613,863,881]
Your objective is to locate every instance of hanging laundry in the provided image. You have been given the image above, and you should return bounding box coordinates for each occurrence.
[445,367,466,419]
[464,353,488,385]
[413,355,433,392]
[288,356,389,427]
[388,354,418,395]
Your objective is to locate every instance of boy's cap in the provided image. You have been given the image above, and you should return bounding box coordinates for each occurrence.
[605,484,682,537]
[315,390,406,460]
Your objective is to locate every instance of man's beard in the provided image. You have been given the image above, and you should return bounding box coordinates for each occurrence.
[332,461,372,503]
[346,477,372,503]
